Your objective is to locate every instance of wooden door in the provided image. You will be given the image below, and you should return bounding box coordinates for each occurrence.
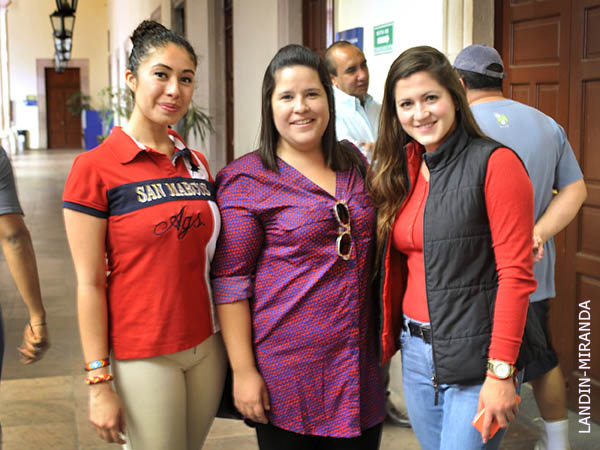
[46,68,82,148]
[302,0,333,57]
[224,0,234,163]
[567,0,600,424]
[500,0,599,422]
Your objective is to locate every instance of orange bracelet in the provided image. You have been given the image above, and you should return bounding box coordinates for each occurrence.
[486,370,519,386]
[486,370,503,380]
[85,373,114,385]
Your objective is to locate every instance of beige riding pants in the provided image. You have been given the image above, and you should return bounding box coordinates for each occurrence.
[112,332,227,450]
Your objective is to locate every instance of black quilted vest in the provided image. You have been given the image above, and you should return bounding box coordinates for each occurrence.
[420,125,544,385]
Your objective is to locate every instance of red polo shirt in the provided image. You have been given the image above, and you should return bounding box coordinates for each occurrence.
[63,127,220,359]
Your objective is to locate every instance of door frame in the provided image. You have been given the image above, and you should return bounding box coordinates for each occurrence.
[36,58,89,149]
[302,0,334,56]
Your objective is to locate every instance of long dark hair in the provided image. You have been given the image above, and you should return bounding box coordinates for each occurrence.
[367,45,486,259]
[258,44,363,173]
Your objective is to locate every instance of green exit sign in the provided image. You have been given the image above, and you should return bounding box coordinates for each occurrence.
[374,22,393,55]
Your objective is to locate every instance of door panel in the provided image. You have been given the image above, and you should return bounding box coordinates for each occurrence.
[580,81,600,177]
[47,88,66,147]
[585,6,600,57]
[45,68,82,149]
[511,84,530,104]
[511,15,560,65]
[537,84,559,119]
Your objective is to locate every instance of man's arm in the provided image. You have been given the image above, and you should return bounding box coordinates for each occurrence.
[0,213,48,362]
[533,179,587,261]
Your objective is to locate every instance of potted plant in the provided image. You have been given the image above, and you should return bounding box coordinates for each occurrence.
[67,87,133,145]
[68,88,214,146]
[179,101,214,143]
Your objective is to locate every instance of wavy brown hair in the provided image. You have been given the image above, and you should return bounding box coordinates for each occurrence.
[367,46,485,262]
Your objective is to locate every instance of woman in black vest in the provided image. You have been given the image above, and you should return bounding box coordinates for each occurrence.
[367,46,541,450]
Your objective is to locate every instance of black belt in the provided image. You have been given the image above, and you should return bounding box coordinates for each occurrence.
[407,321,432,344]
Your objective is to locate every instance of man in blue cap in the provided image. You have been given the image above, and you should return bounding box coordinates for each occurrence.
[454,44,587,450]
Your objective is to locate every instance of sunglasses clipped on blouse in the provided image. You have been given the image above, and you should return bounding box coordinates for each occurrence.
[332,200,353,260]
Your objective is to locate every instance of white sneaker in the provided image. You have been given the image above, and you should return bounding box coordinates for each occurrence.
[532,417,572,450]
[533,438,547,450]
[534,439,572,450]
[533,417,548,450]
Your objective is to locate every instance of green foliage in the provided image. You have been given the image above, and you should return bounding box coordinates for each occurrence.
[180,102,214,143]
[67,87,133,143]
[67,87,214,145]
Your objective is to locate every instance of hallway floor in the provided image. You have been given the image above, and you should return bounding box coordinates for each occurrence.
[0,149,596,449]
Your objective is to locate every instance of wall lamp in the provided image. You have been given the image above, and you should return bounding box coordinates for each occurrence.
[50,0,78,72]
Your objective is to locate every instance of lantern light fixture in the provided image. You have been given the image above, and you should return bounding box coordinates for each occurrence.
[50,0,78,71]
[54,52,67,74]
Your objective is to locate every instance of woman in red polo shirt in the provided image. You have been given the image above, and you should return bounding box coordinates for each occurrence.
[63,20,225,448]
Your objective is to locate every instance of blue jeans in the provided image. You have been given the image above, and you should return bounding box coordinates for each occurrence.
[400,317,522,450]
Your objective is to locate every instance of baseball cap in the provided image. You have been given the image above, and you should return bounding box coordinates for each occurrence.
[453,44,506,79]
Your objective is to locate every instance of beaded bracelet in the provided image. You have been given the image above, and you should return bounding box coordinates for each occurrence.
[85,358,110,371]
[85,373,114,385]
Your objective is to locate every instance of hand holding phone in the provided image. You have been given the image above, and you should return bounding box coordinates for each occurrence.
[472,394,521,439]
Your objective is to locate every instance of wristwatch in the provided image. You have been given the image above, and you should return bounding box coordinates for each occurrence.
[487,359,515,379]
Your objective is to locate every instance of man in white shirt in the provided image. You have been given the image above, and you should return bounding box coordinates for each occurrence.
[326,41,410,428]
[324,41,381,158]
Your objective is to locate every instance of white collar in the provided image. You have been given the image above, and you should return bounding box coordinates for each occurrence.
[333,86,373,111]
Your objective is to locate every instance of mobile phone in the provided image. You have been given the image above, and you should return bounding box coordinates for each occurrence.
[471,394,521,438]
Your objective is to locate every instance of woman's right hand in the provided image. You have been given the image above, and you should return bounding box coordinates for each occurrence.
[88,383,126,444]
[233,367,271,424]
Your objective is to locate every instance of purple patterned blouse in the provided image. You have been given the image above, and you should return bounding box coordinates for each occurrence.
[211,151,385,438]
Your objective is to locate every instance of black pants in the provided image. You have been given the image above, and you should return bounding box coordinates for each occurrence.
[255,422,383,450]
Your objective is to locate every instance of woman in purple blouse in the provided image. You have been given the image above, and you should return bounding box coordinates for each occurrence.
[211,44,386,449]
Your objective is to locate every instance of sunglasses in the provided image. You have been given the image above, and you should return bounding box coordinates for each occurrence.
[332,200,353,260]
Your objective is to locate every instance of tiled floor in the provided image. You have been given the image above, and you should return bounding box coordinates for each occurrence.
[0,149,596,449]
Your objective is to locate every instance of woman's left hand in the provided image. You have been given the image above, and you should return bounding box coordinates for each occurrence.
[18,322,49,364]
[476,377,519,443]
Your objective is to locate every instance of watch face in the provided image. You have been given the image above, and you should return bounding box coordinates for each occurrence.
[495,363,510,378]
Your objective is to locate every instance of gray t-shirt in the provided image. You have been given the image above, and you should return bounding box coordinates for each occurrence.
[0,147,23,216]
[472,99,583,302]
